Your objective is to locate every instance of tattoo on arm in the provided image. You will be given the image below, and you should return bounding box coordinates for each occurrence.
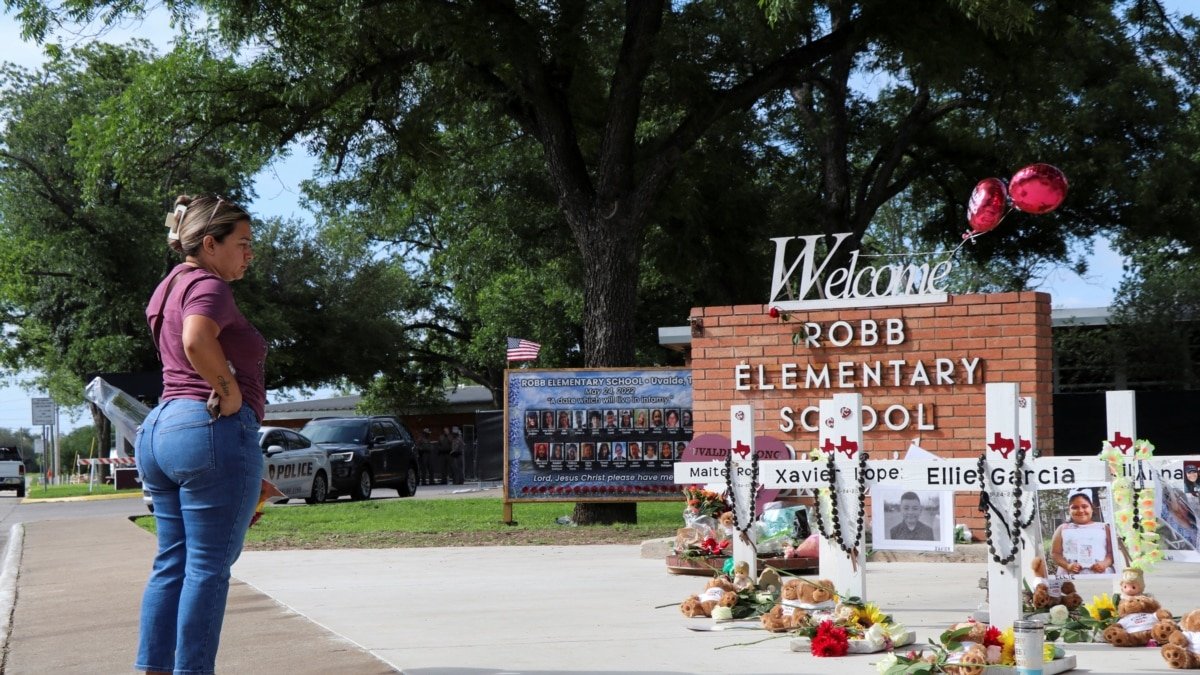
[217,375,230,396]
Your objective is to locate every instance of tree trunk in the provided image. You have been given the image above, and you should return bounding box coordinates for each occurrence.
[573,213,642,525]
[579,216,641,368]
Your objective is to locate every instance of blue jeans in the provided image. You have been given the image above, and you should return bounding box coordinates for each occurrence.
[134,399,262,674]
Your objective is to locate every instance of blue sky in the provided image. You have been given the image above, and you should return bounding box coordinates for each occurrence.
[0,5,1173,432]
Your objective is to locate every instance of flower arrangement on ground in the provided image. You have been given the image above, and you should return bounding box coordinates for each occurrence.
[1042,592,1119,643]
[877,621,1064,674]
[781,584,912,655]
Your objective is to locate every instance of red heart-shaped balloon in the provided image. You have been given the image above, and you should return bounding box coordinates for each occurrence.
[1009,163,1068,214]
[966,177,1009,235]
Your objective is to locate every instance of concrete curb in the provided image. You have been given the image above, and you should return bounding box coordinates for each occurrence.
[20,492,141,504]
[0,522,25,668]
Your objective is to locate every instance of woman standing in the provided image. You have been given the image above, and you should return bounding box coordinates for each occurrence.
[136,194,266,674]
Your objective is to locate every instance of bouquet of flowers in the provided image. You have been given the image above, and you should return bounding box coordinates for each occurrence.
[1044,592,1120,643]
[791,595,912,655]
[877,622,1064,674]
[683,485,728,519]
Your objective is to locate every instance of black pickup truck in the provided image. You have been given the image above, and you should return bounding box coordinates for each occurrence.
[300,416,418,500]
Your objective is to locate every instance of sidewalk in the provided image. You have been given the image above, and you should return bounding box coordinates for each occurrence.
[3,517,396,674]
[6,514,1200,674]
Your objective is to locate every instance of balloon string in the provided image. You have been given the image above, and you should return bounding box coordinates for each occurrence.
[857,206,1016,261]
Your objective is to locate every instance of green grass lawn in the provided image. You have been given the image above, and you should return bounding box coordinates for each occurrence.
[22,476,141,500]
[134,497,685,550]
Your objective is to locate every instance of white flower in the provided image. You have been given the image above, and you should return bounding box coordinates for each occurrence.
[885,621,908,641]
[711,607,733,621]
[875,653,898,674]
[862,623,888,650]
[1049,604,1070,625]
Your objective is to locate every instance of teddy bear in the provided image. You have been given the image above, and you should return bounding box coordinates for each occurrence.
[949,619,988,645]
[945,643,988,675]
[1028,557,1082,611]
[794,577,836,606]
[1102,595,1173,647]
[679,577,739,618]
[1032,580,1081,610]
[760,579,809,632]
[717,510,735,540]
[1159,609,1200,669]
[760,577,838,631]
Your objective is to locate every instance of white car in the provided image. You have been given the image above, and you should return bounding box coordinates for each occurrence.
[259,426,332,505]
[143,426,332,511]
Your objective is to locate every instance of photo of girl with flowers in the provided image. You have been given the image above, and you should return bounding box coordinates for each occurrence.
[877,622,1065,674]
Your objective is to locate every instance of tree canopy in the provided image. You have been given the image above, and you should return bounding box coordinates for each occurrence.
[0,42,419,409]
[2,0,1199,408]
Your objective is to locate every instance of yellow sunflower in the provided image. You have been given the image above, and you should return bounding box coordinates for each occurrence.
[999,626,1015,666]
[1086,593,1117,621]
[855,603,887,628]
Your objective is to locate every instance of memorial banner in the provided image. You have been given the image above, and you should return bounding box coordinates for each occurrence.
[505,368,691,501]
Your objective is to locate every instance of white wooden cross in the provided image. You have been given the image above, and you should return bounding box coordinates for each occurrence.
[759,383,1110,629]
[672,404,760,579]
[816,393,867,600]
[674,387,1193,631]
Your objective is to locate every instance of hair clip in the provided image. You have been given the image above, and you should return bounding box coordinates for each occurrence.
[166,204,188,241]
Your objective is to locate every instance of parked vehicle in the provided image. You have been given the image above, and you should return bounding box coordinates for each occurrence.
[299,416,419,500]
[142,426,331,512]
[0,446,25,498]
[258,426,332,505]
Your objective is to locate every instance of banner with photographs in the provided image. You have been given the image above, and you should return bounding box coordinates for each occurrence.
[505,368,692,501]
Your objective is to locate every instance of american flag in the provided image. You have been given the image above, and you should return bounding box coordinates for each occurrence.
[506,337,541,362]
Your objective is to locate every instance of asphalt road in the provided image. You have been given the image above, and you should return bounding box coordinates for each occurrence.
[0,493,146,550]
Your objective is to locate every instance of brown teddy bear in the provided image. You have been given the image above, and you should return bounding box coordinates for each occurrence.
[760,580,808,632]
[1031,582,1081,610]
[758,577,836,631]
[794,577,836,606]
[679,577,739,618]
[1028,557,1082,610]
[1102,595,1173,647]
[949,619,988,645]
[945,643,988,675]
[1160,609,1200,669]
[717,510,735,540]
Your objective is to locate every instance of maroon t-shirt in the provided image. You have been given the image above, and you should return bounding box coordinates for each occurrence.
[147,264,268,422]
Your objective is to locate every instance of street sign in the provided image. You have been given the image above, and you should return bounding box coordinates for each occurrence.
[31,397,54,426]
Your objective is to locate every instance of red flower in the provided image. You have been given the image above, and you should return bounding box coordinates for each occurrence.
[983,625,1002,647]
[810,622,849,657]
[768,307,780,318]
